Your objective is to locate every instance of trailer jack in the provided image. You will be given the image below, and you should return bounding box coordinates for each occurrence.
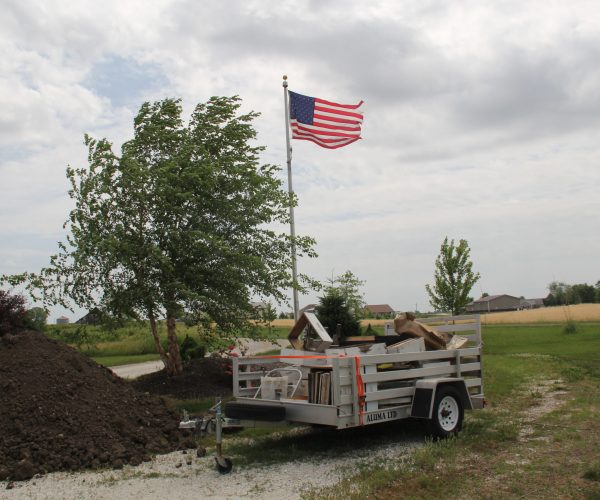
[179,399,234,474]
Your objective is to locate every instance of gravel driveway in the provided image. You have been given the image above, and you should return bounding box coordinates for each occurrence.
[4,338,422,497]
[3,427,420,499]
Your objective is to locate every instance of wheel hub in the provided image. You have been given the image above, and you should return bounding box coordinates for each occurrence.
[437,395,459,431]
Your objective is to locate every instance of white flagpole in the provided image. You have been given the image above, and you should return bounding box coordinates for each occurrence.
[283,75,300,321]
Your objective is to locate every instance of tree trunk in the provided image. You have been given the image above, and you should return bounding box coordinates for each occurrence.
[166,314,184,375]
[149,312,179,376]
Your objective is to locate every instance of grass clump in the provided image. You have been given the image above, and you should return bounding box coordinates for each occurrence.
[583,462,600,482]
[563,320,578,334]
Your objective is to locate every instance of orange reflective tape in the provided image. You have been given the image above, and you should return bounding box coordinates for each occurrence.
[250,355,346,359]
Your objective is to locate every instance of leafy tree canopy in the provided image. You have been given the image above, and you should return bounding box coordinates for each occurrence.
[6,96,316,374]
[323,270,365,318]
[425,237,480,316]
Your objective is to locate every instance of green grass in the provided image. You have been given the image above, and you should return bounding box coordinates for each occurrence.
[483,322,600,378]
[167,397,217,415]
[301,323,600,499]
[482,322,600,359]
[47,321,289,359]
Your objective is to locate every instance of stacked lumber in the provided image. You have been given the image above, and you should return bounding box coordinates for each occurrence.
[308,370,331,404]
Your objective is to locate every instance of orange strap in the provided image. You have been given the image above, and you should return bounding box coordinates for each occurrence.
[248,353,366,426]
[251,355,344,359]
[354,356,366,425]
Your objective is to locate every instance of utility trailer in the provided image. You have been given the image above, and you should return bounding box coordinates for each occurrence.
[182,314,484,473]
[226,314,483,431]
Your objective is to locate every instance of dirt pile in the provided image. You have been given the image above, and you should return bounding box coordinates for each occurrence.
[132,357,233,400]
[0,330,194,482]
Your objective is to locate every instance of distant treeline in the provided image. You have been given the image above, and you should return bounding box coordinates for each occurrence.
[544,281,600,306]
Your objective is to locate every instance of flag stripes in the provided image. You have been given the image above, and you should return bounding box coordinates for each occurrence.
[289,91,364,149]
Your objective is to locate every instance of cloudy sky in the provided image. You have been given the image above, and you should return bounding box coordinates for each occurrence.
[2,0,600,321]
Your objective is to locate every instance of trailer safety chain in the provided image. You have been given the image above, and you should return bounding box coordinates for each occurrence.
[252,354,367,426]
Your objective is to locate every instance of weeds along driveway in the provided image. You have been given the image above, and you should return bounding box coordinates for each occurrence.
[2,423,425,499]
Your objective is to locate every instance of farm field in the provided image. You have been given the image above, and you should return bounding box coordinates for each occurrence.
[271,304,600,329]
[481,303,600,324]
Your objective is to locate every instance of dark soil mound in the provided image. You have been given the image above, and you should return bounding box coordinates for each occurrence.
[132,357,233,400]
[0,331,194,482]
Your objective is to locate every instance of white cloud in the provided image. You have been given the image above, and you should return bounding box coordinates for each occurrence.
[2,0,600,319]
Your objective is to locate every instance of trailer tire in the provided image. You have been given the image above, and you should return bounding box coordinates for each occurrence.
[429,386,464,438]
[224,402,286,422]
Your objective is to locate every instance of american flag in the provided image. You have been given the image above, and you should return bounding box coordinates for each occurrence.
[289,91,364,149]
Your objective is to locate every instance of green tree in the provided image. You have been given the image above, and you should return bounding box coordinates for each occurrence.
[570,283,596,304]
[544,281,569,306]
[259,302,277,337]
[315,291,361,340]
[323,270,365,318]
[23,307,48,331]
[13,97,316,375]
[425,237,480,316]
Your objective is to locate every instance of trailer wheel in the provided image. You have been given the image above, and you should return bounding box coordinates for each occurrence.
[216,457,233,474]
[430,386,464,438]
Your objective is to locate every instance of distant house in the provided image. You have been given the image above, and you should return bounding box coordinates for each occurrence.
[76,308,103,325]
[251,301,268,317]
[364,304,395,319]
[519,298,545,310]
[56,316,70,325]
[465,295,521,313]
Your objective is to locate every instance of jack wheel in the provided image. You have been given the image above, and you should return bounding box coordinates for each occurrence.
[216,456,233,474]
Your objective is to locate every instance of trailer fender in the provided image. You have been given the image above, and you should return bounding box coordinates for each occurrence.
[224,402,286,422]
[410,378,472,419]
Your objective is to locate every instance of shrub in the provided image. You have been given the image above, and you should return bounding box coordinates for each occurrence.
[0,290,27,334]
[563,320,578,335]
[180,335,207,362]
